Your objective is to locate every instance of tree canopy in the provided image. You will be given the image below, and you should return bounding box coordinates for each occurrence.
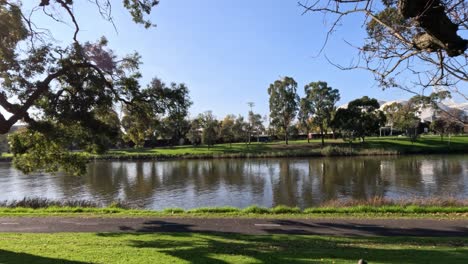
[301,81,340,147]
[268,77,299,145]
[0,1,159,173]
[299,0,467,98]
[333,96,386,142]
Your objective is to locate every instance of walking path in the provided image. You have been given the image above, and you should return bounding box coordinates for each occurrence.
[0,217,467,236]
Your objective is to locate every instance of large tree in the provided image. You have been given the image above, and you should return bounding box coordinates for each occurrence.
[200,111,219,148]
[297,98,313,143]
[333,96,386,142]
[247,111,264,144]
[383,100,421,141]
[162,82,192,141]
[219,114,236,146]
[232,115,248,143]
[268,77,299,145]
[299,0,467,98]
[121,77,192,147]
[431,107,466,142]
[0,1,159,173]
[302,81,340,147]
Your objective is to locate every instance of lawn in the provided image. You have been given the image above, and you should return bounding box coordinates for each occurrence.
[0,233,466,263]
[105,135,468,158]
[1,135,466,160]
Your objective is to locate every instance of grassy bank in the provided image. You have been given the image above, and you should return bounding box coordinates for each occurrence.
[0,232,466,263]
[1,135,466,162]
[0,198,467,218]
[1,206,466,218]
[99,135,468,160]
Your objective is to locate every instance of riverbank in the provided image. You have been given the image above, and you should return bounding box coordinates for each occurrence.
[0,197,467,219]
[0,135,466,162]
[101,135,468,160]
[1,206,466,219]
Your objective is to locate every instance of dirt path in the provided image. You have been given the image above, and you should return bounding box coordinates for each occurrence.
[0,217,467,236]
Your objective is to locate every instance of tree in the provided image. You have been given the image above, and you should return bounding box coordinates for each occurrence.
[121,102,156,148]
[333,96,386,142]
[200,111,219,148]
[187,118,202,146]
[219,115,236,146]
[332,107,357,142]
[268,77,299,145]
[431,108,465,143]
[90,106,122,152]
[383,100,421,141]
[0,134,8,154]
[299,0,467,97]
[232,115,248,143]
[248,111,264,143]
[0,1,159,173]
[121,77,189,148]
[298,98,313,143]
[302,81,340,147]
[153,81,192,145]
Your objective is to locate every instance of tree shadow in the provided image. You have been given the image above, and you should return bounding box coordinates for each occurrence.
[0,249,89,264]
[118,220,196,233]
[96,220,468,263]
[264,220,468,237]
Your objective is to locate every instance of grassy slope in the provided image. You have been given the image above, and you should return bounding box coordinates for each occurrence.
[104,135,468,158]
[0,205,467,219]
[0,233,466,263]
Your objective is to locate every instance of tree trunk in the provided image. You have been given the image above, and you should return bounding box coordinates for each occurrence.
[320,126,325,147]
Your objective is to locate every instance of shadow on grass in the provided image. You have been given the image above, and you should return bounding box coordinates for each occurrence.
[95,219,468,263]
[0,250,89,264]
[360,137,468,153]
[96,231,468,264]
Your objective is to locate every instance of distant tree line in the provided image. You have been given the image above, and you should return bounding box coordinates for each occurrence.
[3,74,466,175]
[266,76,466,146]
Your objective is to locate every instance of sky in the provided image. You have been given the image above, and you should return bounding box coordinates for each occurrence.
[17,0,463,119]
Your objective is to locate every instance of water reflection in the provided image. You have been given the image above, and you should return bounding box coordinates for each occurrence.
[0,155,466,209]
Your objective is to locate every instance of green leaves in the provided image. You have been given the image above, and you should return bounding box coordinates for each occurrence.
[123,0,159,28]
[8,129,87,175]
[268,77,299,144]
[301,81,340,146]
[333,96,386,142]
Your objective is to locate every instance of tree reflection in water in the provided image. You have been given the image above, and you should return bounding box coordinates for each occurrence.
[0,155,466,209]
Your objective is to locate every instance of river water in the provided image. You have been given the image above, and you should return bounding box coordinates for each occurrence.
[0,155,466,209]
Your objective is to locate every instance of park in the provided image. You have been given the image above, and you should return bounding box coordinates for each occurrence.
[0,0,467,263]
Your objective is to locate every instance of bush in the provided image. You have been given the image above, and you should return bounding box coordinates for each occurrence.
[242,205,270,214]
[270,205,301,214]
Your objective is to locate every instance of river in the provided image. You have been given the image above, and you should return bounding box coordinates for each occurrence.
[0,155,466,209]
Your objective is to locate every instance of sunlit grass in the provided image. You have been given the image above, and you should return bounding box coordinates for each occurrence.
[0,233,466,263]
[2,136,466,160]
[103,135,468,158]
[0,197,467,218]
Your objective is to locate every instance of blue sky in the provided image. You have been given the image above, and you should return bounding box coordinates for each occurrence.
[22,0,444,118]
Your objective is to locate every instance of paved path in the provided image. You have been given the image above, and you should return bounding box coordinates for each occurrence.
[0,217,467,236]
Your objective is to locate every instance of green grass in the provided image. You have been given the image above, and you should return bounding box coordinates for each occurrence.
[0,232,466,263]
[0,205,466,219]
[1,135,467,161]
[99,135,468,160]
